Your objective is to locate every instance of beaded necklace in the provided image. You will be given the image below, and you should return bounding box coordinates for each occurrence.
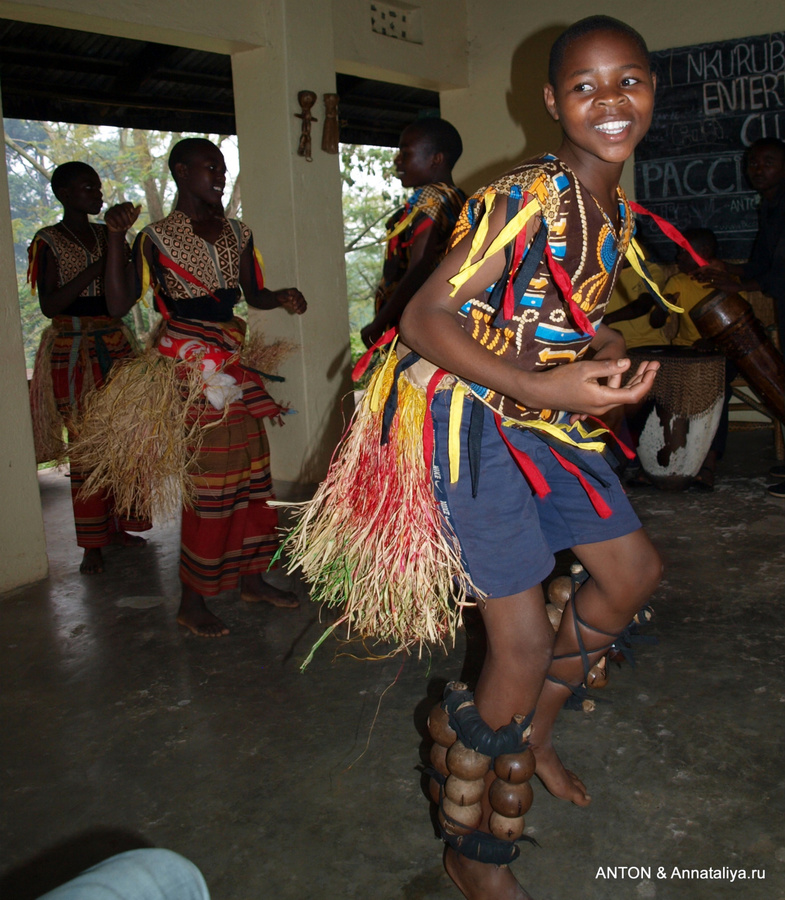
[60,221,100,258]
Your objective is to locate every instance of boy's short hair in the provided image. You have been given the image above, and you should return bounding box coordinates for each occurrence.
[50,161,96,200]
[682,227,717,260]
[405,118,463,168]
[747,137,785,161]
[548,15,650,86]
[168,137,219,178]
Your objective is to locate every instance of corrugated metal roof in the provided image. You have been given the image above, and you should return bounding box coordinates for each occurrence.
[0,18,439,146]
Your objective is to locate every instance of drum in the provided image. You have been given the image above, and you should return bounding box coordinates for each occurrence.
[689,290,785,425]
[627,346,725,490]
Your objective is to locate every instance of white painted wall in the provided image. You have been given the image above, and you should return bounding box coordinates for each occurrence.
[232,2,353,483]
[333,0,468,89]
[0,81,49,592]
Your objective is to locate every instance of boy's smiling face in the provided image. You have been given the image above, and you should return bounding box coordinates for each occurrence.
[176,145,227,209]
[394,126,439,189]
[543,29,656,173]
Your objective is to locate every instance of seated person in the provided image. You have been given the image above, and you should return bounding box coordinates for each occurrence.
[603,253,668,349]
[665,227,722,349]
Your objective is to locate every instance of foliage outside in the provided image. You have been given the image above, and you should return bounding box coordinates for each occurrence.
[340,143,404,363]
[4,121,402,370]
[4,120,240,367]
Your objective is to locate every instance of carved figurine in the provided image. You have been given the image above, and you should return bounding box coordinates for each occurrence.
[321,93,341,154]
[295,90,318,162]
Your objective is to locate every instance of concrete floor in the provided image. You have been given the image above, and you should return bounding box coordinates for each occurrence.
[2,428,785,900]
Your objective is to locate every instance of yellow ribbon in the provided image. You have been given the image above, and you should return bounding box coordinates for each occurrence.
[448,382,469,483]
[625,238,684,313]
[499,414,609,453]
[27,237,41,294]
[369,338,399,413]
[449,195,541,296]
[253,245,266,277]
[138,233,152,307]
[381,207,418,243]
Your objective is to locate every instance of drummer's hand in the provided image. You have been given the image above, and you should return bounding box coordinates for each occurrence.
[696,265,739,294]
[662,311,680,343]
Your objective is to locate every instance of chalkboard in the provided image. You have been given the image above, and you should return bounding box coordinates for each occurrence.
[634,32,785,262]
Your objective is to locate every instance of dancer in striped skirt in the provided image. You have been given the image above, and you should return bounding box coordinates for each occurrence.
[105,139,306,637]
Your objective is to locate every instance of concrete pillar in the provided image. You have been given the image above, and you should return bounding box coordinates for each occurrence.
[0,80,49,593]
[231,0,352,486]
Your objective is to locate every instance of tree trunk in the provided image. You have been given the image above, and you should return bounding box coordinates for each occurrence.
[225,174,242,219]
[133,131,165,223]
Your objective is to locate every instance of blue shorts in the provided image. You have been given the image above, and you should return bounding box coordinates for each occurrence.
[431,389,641,598]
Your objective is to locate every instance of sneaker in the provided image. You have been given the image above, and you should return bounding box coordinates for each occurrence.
[768,464,785,479]
[766,480,785,498]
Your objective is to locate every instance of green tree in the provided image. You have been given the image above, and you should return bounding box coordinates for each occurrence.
[4,120,239,366]
[340,143,403,362]
[5,123,400,369]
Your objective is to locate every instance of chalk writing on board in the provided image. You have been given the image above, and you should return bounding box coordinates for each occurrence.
[634,32,784,261]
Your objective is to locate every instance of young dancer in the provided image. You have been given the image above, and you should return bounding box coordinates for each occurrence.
[360,118,465,347]
[28,162,150,574]
[105,138,306,637]
[400,17,663,899]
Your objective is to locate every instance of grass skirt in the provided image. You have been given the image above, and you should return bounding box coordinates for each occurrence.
[29,326,66,464]
[274,348,479,667]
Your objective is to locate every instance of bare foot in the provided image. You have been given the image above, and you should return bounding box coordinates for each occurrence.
[177,589,229,637]
[241,574,300,609]
[531,741,591,806]
[444,847,533,900]
[111,531,148,548]
[80,548,104,574]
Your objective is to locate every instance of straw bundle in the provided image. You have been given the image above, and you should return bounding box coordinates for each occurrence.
[241,330,298,377]
[28,326,67,464]
[275,350,478,668]
[72,350,209,521]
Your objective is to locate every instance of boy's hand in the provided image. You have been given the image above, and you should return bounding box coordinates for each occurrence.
[275,287,307,314]
[696,264,738,294]
[360,322,383,348]
[528,357,660,418]
[662,311,680,342]
[105,202,141,234]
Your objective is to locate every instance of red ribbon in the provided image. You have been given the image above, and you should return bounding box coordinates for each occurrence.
[400,217,433,249]
[629,201,708,267]
[495,414,551,498]
[157,254,224,304]
[544,242,596,337]
[422,368,449,468]
[502,226,530,321]
[351,327,397,382]
[252,253,265,291]
[585,415,636,461]
[549,447,612,518]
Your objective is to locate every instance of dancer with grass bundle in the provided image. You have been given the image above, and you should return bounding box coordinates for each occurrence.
[103,138,306,638]
[28,161,150,575]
